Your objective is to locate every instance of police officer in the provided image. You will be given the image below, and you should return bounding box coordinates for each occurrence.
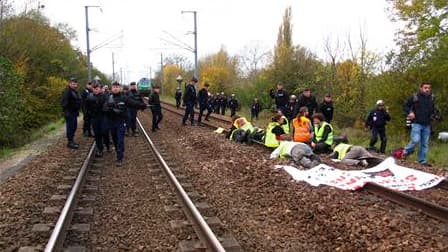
[182,77,197,125]
[197,82,210,124]
[297,88,318,118]
[61,77,82,149]
[270,82,289,114]
[318,93,334,123]
[149,86,162,132]
[214,92,221,114]
[81,81,93,137]
[104,82,146,166]
[219,92,227,115]
[85,83,108,157]
[175,87,182,109]
[366,100,391,154]
[228,94,239,117]
[285,95,298,122]
[127,82,145,136]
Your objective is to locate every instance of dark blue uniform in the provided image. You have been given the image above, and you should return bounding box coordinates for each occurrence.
[127,89,144,135]
[197,88,209,123]
[85,92,110,156]
[182,84,197,125]
[175,89,182,109]
[61,87,81,147]
[81,88,93,136]
[366,108,391,153]
[149,91,162,131]
[228,96,239,117]
[104,92,146,162]
[251,101,261,120]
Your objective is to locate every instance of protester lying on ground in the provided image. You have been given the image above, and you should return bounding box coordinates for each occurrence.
[265,114,291,148]
[329,142,374,167]
[226,115,255,143]
[270,141,321,168]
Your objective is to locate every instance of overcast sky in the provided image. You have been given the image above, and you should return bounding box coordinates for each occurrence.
[14,0,398,83]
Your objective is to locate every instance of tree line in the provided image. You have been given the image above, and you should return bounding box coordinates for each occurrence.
[156,1,447,137]
[0,3,107,147]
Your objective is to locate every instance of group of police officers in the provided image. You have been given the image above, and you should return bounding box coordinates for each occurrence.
[61,78,156,166]
[175,77,240,120]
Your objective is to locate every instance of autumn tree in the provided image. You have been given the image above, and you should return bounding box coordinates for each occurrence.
[199,47,239,94]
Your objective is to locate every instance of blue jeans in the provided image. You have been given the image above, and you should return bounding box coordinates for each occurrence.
[110,120,126,161]
[65,112,78,142]
[404,123,430,163]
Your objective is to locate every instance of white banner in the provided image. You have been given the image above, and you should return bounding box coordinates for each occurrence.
[276,157,445,191]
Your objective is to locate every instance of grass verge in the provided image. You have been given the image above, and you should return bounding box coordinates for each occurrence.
[0,118,65,161]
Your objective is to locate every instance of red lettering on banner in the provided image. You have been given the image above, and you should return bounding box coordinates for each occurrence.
[405,175,417,181]
[346,178,357,185]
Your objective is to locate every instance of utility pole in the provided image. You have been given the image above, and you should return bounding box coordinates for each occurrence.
[85,5,100,82]
[160,53,163,94]
[112,52,115,81]
[182,11,198,79]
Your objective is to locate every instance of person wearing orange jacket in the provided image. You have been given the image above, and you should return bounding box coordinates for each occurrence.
[290,106,313,144]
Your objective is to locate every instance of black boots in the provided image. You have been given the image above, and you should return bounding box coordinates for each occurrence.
[67,141,79,149]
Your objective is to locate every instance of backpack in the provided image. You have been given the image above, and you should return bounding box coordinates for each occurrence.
[391,147,405,159]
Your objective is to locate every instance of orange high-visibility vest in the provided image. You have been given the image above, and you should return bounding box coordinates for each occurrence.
[292,116,312,143]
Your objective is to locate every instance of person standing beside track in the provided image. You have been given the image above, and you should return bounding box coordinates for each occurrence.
[81,81,93,137]
[175,87,182,109]
[228,94,239,117]
[270,82,289,115]
[297,88,318,118]
[197,82,210,124]
[400,82,436,166]
[104,82,147,166]
[250,98,261,121]
[61,77,82,149]
[85,83,109,157]
[182,77,198,125]
[366,100,391,154]
[127,82,145,136]
[149,86,162,132]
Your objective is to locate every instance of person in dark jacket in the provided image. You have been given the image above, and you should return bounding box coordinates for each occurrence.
[175,87,182,109]
[127,82,145,136]
[270,83,289,114]
[85,83,109,157]
[228,94,239,117]
[250,98,261,121]
[81,81,93,137]
[205,94,214,120]
[214,93,221,114]
[297,88,318,118]
[402,83,436,165]
[284,95,298,122]
[366,100,391,154]
[104,82,147,166]
[182,77,198,125]
[149,86,162,132]
[197,82,210,124]
[318,93,334,123]
[61,77,82,149]
[219,92,227,115]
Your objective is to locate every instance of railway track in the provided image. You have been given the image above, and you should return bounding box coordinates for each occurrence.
[161,100,448,223]
[19,115,240,251]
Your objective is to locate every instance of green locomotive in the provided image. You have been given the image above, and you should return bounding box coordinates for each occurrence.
[137,77,152,97]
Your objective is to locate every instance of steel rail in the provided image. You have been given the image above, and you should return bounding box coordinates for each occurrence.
[45,142,96,252]
[161,101,448,223]
[137,118,225,252]
[363,182,448,222]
